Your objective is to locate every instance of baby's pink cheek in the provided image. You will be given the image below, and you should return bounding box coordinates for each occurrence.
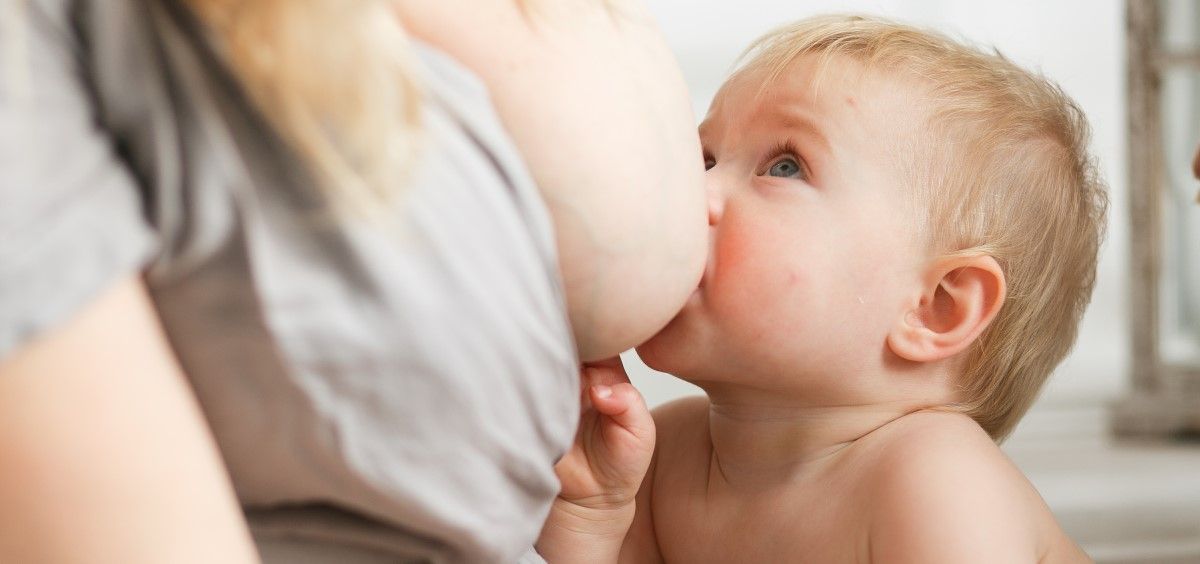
[713,229,748,276]
[714,211,812,309]
[719,250,803,310]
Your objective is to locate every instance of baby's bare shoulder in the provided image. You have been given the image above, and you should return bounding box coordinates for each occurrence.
[869,409,1002,460]
[866,410,1021,489]
[862,410,1076,562]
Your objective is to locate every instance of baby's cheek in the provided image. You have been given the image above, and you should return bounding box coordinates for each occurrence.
[712,225,804,318]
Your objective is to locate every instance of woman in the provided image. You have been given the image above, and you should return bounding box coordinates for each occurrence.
[0,0,706,561]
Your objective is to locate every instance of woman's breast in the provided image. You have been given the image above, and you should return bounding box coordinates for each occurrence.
[397,0,710,362]
[140,32,582,561]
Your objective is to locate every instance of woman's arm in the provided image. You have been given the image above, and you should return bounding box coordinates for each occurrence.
[0,275,259,563]
[395,0,708,361]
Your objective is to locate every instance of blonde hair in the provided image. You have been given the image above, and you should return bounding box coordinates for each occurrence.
[186,0,423,218]
[741,15,1109,441]
[186,0,617,218]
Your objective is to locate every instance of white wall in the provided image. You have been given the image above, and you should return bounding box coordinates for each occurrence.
[627,0,1131,413]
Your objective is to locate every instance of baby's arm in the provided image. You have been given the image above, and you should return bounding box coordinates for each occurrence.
[536,359,657,563]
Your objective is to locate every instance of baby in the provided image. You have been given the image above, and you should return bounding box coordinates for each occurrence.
[536,14,1106,564]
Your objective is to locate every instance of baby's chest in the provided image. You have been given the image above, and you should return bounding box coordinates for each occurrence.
[651,476,872,563]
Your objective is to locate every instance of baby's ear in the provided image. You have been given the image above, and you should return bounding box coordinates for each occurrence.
[886,255,1006,363]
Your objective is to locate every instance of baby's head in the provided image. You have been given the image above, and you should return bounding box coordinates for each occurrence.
[638,15,1108,441]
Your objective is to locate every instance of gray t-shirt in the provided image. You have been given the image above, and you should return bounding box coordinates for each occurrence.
[0,1,578,561]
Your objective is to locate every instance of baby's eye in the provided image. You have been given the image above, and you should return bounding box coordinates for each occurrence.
[767,157,804,179]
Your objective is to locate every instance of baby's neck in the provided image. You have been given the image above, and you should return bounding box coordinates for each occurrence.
[702,386,947,491]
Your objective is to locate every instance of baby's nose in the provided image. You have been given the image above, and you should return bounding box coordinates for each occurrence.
[706,179,725,226]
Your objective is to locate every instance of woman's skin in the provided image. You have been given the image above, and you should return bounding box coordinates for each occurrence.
[0,2,707,561]
[1193,144,1200,180]
[395,0,709,362]
[0,277,259,563]
[1192,144,1199,202]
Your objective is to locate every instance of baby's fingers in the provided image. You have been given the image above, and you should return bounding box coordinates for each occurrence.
[582,356,631,388]
[589,382,655,445]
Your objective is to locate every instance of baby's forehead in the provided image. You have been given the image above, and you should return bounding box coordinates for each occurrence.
[707,55,930,144]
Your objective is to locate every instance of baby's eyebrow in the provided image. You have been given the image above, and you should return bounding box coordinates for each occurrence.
[771,109,832,156]
[697,122,723,155]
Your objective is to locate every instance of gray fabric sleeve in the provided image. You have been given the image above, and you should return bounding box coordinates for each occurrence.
[0,1,156,358]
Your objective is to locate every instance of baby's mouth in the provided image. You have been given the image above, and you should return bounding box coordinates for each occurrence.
[697,251,714,290]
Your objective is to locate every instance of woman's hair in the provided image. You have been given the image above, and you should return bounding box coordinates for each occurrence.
[740,15,1109,441]
[186,0,424,218]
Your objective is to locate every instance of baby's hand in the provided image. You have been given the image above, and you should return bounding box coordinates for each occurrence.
[554,357,656,511]
[537,358,655,562]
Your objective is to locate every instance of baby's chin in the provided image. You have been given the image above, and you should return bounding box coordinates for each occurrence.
[635,309,704,377]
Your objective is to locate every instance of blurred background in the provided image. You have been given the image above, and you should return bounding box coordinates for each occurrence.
[622,1,1200,562]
